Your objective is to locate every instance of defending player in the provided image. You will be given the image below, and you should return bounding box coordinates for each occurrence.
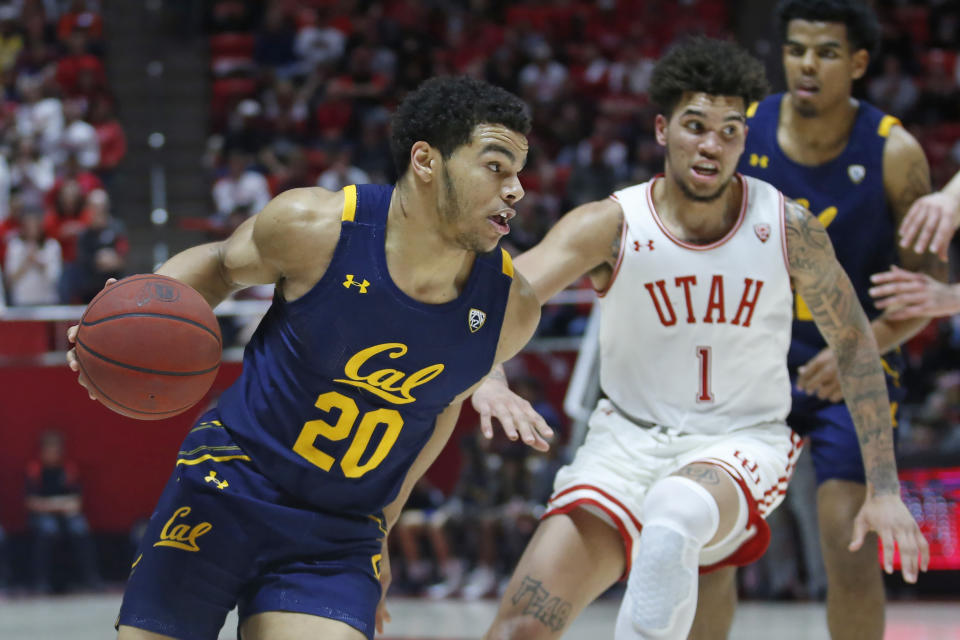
[720,2,944,637]
[66,76,551,640]
[475,37,926,640]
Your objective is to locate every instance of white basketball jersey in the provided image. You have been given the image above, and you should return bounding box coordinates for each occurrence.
[599,175,793,435]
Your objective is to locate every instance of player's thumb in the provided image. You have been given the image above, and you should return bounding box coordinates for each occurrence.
[849,516,868,551]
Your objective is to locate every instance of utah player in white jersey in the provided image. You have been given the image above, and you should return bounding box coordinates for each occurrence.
[475,38,927,640]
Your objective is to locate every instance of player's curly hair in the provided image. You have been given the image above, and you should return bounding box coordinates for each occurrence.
[649,37,769,117]
[390,76,531,177]
[776,0,880,56]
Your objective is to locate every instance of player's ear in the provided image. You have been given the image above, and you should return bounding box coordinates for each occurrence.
[409,141,435,183]
[654,114,668,147]
[850,49,869,81]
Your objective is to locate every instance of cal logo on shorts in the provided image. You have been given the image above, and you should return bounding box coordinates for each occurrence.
[153,506,212,552]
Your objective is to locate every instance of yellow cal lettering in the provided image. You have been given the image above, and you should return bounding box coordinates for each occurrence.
[796,205,839,321]
[154,506,212,552]
[334,343,444,404]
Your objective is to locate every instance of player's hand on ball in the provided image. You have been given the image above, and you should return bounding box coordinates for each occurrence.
[66,278,118,400]
[472,371,553,452]
[850,493,930,584]
[796,348,842,403]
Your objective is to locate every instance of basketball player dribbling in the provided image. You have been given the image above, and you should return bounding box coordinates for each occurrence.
[474,38,927,640]
[65,76,553,640]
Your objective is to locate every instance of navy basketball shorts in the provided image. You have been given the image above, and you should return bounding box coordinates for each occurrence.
[117,410,384,640]
[789,359,906,485]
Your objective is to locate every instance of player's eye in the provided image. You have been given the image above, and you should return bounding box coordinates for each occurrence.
[819,48,838,59]
[488,162,501,173]
[787,45,805,57]
[723,125,738,137]
[685,121,703,132]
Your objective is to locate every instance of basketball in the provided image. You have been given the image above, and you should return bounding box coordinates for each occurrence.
[74,274,222,420]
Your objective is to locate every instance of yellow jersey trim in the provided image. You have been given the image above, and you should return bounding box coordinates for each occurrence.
[500,248,514,278]
[746,101,759,118]
[175,454,251,466]
[341,184,358,222]
[877,115,900,138]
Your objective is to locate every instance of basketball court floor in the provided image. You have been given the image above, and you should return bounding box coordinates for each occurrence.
[1,592,957,639]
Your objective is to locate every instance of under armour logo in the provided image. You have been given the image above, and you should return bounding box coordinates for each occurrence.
[633,240,654,251]
[204,470,228,490]
[343,274,370,293]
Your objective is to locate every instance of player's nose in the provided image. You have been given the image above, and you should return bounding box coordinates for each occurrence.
[502,174,524,203]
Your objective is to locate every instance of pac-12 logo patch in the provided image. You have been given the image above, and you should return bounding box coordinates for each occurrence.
[468,308,486,333]
[754,223,770,243]
[847,164,866,184]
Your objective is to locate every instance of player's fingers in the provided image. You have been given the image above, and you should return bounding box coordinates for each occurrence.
[67,324,79,343]
[897,533,919,583]
[479,410,494,440]
[826,381,843,403]
[510,403,542,448]
[919,531,931,572]
[848,516,867,551]
[104,277,118,287]
[912,211,938,254]
[899,205,926,248]
[881,531,895,575]
[497,410,520,441]
[931,215,955,261]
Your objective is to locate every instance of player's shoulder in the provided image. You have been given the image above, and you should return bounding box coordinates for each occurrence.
[880,118,924,167]
[252,187,348,274]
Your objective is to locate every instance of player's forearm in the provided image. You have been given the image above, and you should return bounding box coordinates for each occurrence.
[833,327,900,496]
[155,243,237,308]
[871,314,929,355]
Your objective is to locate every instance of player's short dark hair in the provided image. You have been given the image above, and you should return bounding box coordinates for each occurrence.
[776,0,880,56]
[649,37,769,117]
[390,76,531,176]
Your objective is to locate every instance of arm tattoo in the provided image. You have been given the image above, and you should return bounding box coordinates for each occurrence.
[609,209,625,263]
[511,576,572,632]
[785,200,900,494]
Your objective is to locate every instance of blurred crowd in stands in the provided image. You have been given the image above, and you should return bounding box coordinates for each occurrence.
[0,0,127,308]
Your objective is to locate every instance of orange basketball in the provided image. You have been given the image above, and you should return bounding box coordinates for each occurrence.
[75,274,222,420]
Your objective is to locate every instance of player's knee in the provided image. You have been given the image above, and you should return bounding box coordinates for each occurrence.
[643,476,720,545]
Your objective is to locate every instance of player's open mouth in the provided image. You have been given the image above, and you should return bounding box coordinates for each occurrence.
[692,164,719,178]
[795,81,819,96]
[488,210,514,234]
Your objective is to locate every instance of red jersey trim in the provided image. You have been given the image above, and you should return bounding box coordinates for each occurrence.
[545,484,639,579]
[595,198,628,298]
[645,173,749,251]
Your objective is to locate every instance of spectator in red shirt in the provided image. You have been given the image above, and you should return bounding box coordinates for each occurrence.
[55,29,106,98]
[89,95,125,180]
[25,430,101,593]
[56,0,104,45]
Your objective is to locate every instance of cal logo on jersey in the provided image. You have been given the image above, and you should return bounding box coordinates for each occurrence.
[848,164,866,184]
[333,342,444,404]
[468,308,486,333]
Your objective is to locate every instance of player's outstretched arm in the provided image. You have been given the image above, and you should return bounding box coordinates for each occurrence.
[898,169,960,261]
[471,197,624,447]
[870,265,960,320]
[785,199,929,583]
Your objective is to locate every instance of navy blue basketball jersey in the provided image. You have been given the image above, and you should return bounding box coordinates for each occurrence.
[219,184,514,517]
[738,94,901,369]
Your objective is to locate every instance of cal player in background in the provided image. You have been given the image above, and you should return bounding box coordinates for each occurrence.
[65,76,552,640]
[718,1,946,638]
[475,38,926,640]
